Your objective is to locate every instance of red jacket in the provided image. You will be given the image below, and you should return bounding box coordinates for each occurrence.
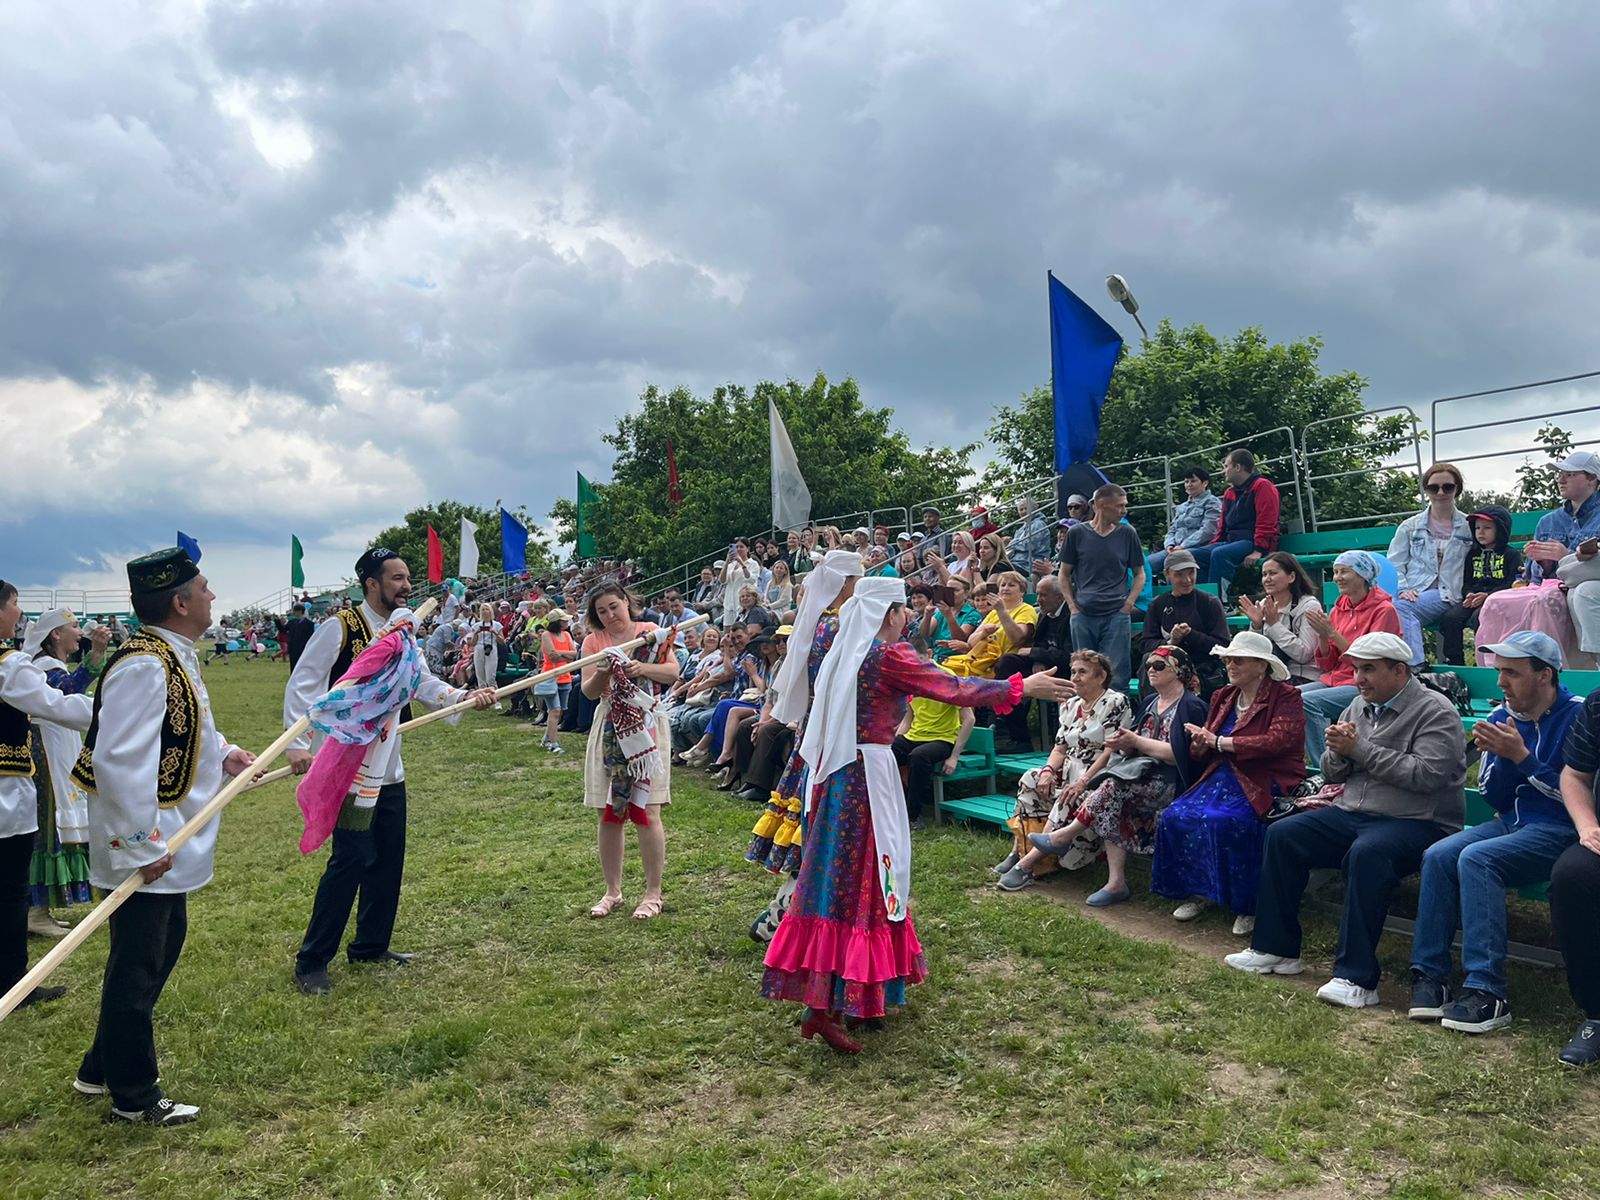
[1212,474,1281,553]
[1190,679,1307,817]
[1314,585,1401,686]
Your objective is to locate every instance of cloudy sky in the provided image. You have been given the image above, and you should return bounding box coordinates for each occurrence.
[4,0,1598,611]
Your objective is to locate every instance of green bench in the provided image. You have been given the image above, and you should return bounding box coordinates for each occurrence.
[1280,509,1552,575]
[931,727,998,824]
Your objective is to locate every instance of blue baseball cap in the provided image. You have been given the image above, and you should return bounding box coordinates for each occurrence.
[1482,630,1564,670]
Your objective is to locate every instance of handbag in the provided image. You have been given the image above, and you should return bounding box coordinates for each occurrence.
[1084,754,1162,789]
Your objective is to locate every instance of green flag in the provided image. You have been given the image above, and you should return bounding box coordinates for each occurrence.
[576,472,598,557]
[291,535,305,588]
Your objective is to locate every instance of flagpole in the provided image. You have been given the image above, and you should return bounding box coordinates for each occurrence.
[0,598,439,1023]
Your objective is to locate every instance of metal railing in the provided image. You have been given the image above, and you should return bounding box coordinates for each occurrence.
[1302,406,1425,530]
[16,588,135,616]
[1169,427,1307,533]
[1429,369,1600,481]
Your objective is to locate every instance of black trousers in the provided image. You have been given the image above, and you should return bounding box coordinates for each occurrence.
[297,783,407,973]
[79,891,187,1111]
[991,653,1038,744]
[0,831,33,997]
[1252,806,1446,990]
[1551,842,1600,1019]
[741,724,795,796]
[1437,602,1482,666]
[891,735,955,821]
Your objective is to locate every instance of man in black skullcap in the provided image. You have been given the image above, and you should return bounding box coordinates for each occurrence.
[282,547,495,996]
[72,548,256,1126]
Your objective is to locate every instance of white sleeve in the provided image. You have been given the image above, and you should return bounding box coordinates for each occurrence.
[91,658,170,872]
[413,658,467,713]
[283,616,344,750]
[0,655,94,731]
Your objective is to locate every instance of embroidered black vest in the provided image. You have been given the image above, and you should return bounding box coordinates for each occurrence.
[71,631,202,806]
[0,648,37,779]
[330,607,412,722]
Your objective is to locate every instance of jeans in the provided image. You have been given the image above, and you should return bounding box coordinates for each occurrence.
[1297,682,1358,764]
[1148,549,1171,581]
[1189,539,1256,595]
[1411,815,1577,997]
[1394,588,1454,666]
[1069,610,1132,692]
[891,735,955,821]
[1551,842,1600,1019]
[79,891,187,1111]
[1252,806,1447,990]
[297,783,408,973]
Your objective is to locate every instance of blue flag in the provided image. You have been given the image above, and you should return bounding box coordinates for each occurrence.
[176,530,202,565]
[500,508,528,574]
[1049,272,1124,471]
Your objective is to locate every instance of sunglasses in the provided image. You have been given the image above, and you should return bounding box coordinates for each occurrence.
[1146,660,1172,673]
[1424,482,1457,495]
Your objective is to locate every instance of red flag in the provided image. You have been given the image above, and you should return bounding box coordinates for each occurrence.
[426,524,444,583]
[667,440,683,507]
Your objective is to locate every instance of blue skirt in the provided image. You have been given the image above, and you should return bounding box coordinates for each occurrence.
[707,698,757,749]
[1151,764,1267,914]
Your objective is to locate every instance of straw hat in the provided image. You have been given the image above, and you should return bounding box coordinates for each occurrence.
[1210,629,1289,682]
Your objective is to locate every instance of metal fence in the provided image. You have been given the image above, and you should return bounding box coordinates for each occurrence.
[1429,369,1600,483]
[1302,406,1425,530]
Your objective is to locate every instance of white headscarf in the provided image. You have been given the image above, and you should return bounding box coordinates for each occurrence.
[799,576,907,787]
[771,549,863,725]
[22,607,76,658]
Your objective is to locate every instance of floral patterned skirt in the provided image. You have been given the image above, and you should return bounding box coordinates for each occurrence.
[761,758,927,1019]
[1073,774,1177,857]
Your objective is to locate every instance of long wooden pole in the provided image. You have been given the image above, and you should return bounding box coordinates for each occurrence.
[0,598,440,1022]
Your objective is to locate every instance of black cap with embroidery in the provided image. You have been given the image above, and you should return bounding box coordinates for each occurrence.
[355,546,401,584]
[126,547,200,597]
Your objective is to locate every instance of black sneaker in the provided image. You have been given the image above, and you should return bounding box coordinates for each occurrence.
[111,1097,200,1126]
[294,969,332,995]
[15,985,67,1008]
[1559,1019,1600,1067]
[1440,989,1512,1034]
[1408,974,1453,1021]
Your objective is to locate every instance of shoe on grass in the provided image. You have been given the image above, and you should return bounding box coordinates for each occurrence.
[996,866,1035,892]
[1085,886,1130,907]
[1231,914,1255,936]
[1172,899,1206,922]
[1407,973,1453,1021]
[72,1077,110,1097]
[991,851,1020,877]
[1558,1019,1600,1067]
[1315,977,1380,1009]
[1224,948,1304,976]
[16,985,67,1008]
[111,1097,200,1127]
[1440,989,1511,1034]
[294,969,332,996]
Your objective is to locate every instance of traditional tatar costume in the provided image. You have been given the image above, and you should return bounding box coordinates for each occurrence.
[761,577,1024,1035]
[745,550,863,942]
[22,608,97,910]
[0,618,93,1006]
[285,549,472,993]
[72,548,238,1124]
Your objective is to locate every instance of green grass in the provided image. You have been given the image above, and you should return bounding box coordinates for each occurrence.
[2,664,1598,1198]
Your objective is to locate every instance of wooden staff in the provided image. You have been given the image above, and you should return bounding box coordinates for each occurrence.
[238,611,712,792]
[0,599,439,1021]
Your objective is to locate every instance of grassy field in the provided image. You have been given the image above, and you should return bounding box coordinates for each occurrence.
[2,663,1598,1199]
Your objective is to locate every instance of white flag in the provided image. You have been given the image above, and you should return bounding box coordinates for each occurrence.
[459,516,480,577]
[769,397,812,532]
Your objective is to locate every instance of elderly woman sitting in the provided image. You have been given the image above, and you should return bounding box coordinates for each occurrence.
[1151,630,1308,934]
[994,649,1132,880]
[1299,550,1401,761]
[999,645,1208,900]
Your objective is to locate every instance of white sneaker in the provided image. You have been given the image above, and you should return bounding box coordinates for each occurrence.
[1172,899,1207,922]
[1231,915,1256,937]
[1224,948,1305,975]
[1316,977,1380,1009]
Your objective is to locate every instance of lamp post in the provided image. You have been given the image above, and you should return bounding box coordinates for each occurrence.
[1105,274,1148,341]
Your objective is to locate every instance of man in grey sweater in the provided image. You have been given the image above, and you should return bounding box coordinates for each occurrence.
[1225,632,1465,1008]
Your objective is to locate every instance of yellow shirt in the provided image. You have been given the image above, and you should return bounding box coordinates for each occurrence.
[905,664,962,744]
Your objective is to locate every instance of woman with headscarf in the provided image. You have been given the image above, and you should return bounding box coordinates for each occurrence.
[1298,550,1401,761]
[23,608,109,932]
[761,577,1076,1053]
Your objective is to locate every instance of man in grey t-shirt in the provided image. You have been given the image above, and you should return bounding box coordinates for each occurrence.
[1056,484,1145,690]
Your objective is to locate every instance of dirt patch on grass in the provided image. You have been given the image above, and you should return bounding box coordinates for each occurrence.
[1207,1058,1284,1100]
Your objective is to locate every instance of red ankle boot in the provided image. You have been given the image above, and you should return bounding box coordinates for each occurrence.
[800,1009,862,1054]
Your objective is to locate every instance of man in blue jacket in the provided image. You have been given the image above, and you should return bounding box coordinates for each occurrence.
[1408,630,1583,1033]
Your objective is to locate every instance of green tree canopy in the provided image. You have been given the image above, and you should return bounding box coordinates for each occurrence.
[369,499,556,586]
[550,373,976,572]
[984,321,1420,539]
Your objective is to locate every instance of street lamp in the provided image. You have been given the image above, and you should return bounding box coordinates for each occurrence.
[1105,274,1148,341]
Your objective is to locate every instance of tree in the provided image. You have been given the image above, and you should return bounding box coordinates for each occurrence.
[368,500,556,587]
[1515,423,1576,510]
[549,373,976,572]
[982,321,1419,539]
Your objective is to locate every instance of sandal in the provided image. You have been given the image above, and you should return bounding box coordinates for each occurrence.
[632,897,664,920]
[589,894,624,918]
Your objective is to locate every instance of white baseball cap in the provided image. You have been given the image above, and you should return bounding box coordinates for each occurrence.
[1343,632,1412,663]
[1554,450,1600,476]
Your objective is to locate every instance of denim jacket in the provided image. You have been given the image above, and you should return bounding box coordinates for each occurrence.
[1162,491,1222,550]
[1386,509,1473,601]
[1012,513,1052,566]
[1530,491,1600,581]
